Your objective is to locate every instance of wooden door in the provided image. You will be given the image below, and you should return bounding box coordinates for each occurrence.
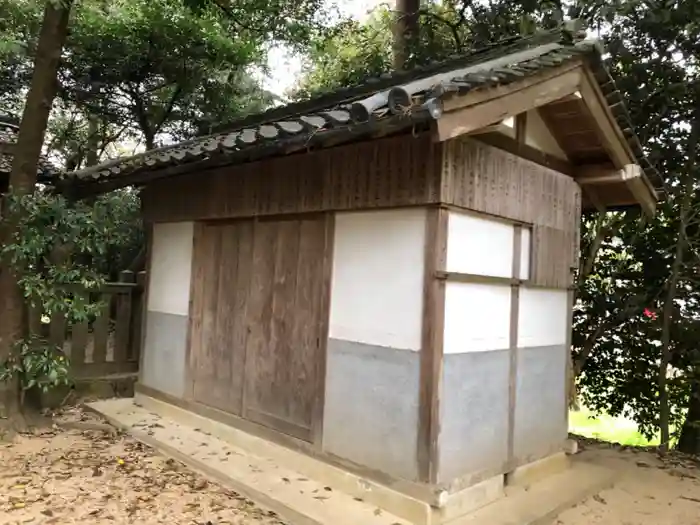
[189,220,253,415]
[188,214,332,443]
[243,216,331,441]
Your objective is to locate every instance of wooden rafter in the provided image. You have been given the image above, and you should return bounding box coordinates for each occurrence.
[435,63,583,142]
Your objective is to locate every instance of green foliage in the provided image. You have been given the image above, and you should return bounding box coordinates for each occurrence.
[0,0,327,165]
[294,1,566,98]
[87,190,143,281]
[2,189,138,321]
[1,188,141,393]
[182,0,329,47]
[63,0,271,146]
[0,335,71,395]
[295,10,393,98]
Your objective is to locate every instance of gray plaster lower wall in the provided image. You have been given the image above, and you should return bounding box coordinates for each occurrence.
[140,310,188,398]
[513,345,567,463]
[322,338,420,481]
[438,350,510,483]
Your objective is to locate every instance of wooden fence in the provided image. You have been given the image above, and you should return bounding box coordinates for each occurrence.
[28,270,146,379]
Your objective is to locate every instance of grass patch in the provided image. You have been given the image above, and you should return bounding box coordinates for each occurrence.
[569,408,659,447]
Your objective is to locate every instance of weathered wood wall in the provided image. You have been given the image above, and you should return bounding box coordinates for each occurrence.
[142,133,579,292]
[141,134,442,223]
[441,137,581,289]
[187,215,332,443]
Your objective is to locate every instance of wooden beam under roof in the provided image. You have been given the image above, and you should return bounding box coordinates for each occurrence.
[577,163,657,216]
[436,66,584,142]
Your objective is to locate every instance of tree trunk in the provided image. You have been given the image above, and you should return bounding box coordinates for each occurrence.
[0,0,73,428]
[677,377,700,454]
[659,226,685,453]
[144,132,156,152]
[86,116,100,168]
[393,0,421,70]
[659,116,699,454]
[567,211,612,408]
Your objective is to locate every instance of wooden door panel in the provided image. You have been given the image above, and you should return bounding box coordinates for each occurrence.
[243,219,278,421]
[191,224,221,405]
[227,220,254,412]
[285,217,326,428]
[190,222,251,415]
[244,215,330,442]
[189,214,331,443]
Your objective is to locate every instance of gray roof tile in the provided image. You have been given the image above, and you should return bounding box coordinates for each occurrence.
[0,120,58,180]
[61,29,659,190]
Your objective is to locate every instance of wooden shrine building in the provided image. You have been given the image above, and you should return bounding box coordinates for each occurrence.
[64,27,659,524]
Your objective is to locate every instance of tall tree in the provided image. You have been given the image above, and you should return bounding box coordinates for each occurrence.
[0,0,73,430]
[393,0,421,70]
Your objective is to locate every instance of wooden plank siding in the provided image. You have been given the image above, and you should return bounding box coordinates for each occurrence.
[187,215,332,444]
[141,134,443,223]
[440,137,581,289]
[142,133,579,292]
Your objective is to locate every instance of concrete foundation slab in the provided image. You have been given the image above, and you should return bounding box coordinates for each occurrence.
[88,397,426,525]
[432,475,504,524]
[506,452,569,489]
[86,397,616,525]
[448,461,616,525]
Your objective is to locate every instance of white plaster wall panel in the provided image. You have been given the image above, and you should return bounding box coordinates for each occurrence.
[446,211,514,278]
[517,287,569,348]
[147,222,194,316]
[525,110,568,160]
[519,227,532,280]
[329,209,427,351]
[444,282,511,353]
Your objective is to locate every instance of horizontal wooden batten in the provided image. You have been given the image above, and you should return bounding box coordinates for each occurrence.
[437,271,575,291]
[577,163,656,215]
[439,203,529,226]
[437,271,522,287]
[576,163,641,185]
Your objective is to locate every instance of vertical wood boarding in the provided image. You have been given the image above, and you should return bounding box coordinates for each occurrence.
[418,207,448,483]
[141,134,443,224]
[184,222,203,400]
[187,214,333,444]
[113,271,134,365]
[441,137,580,289]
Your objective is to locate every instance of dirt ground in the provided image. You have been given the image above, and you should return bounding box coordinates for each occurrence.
[0,411,698,525]
[557,435,700,525]
[0,408,286,524]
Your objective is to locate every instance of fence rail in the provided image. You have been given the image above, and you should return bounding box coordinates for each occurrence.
[28,270,146,379]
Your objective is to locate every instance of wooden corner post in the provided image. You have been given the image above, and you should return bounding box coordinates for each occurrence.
[506,225,523,470]
[418,206,448,483]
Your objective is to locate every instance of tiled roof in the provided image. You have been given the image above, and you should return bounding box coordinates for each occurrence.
[0,120,59,180]
[63,27,659,189]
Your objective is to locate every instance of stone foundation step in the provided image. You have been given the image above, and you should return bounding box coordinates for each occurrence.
[448,461,616,525]
[88,397,616,525]
[87,398,416,525]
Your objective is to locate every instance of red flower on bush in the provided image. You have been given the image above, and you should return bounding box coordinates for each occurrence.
[643,308,658,320]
